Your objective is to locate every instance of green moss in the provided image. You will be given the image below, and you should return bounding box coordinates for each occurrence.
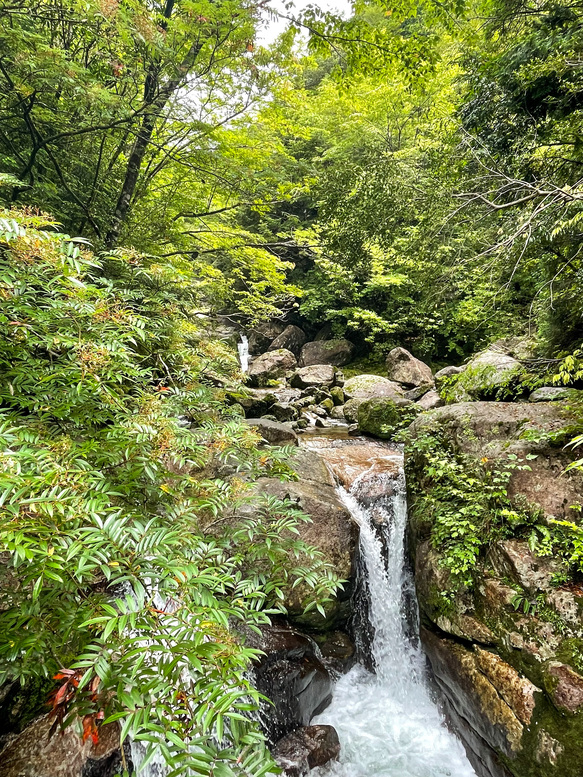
[342,357,386,379]
[440,363,527,403]
[357,398,418,439]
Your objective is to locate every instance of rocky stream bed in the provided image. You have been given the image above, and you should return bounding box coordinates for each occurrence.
[3,326,583,777]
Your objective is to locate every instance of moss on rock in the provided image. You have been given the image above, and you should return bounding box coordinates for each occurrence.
[357,397,416,439]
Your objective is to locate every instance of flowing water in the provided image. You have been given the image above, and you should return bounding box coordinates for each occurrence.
[238,334,250,373]
[129,431,476,777]
[311,449,476,777]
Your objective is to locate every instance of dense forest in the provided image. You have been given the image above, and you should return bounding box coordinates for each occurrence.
[1,0,583,775]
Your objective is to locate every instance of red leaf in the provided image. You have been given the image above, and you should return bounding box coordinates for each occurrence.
[82,715,98,744]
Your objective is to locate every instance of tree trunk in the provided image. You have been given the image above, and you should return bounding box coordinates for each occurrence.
[105,107,159,248]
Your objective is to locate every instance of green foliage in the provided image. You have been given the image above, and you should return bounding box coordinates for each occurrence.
[0,209,339,774]
[554,350,583,386]
[406,428,543,590]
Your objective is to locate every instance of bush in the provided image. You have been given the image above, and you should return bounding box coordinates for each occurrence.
[0,209,339,775]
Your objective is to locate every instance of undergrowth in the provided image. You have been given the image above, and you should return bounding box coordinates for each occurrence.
[0,209,340,776]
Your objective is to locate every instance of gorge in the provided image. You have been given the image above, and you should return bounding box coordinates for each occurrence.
[2,1,583,775]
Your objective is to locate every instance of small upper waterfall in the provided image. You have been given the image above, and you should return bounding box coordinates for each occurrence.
[312,454,476,777]
[238,334,250,373]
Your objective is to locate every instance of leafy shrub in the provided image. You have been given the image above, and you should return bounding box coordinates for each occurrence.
[406,428,543,590]
[0,209,339,775]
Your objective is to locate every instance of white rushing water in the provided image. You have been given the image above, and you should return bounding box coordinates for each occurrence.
[312,468,476,777]
[238,334,250,373]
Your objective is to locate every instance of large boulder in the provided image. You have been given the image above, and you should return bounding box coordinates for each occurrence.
[407,398,583,777]
[248,348,297,387]
[269,325,308,357]
[273,725,340,776]
[343,374,404,401]
[248,320,286,354]
[408,401,583,520]
[299,340,355,368]
[290,365,336,389]
[243,418,298,446]
[255,448,358,627]
[422,629,540,774]
[357,397,414,439]
[342,375,404,424]
[450,349,525,400]
[385,347,433,388]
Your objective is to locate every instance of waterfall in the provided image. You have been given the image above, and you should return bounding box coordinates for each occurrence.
[238,334,249,373]
[130,741,167,777]
[312,466,476,777]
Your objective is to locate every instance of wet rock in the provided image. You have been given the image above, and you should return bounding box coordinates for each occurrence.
[474,648,540,725]
[529,386,583,402]
[243,418,298,446]
[250,624,333,743]
[415,389,443,411]
[299,340,355,368]
[315,630,356,673]
[313,442,401,492]
[248,349,297,386]
[546,662,583,712]
[248,321,286,354]
[290,365,336,389]
[421,630,527,757]
[269,325,308,357]
[385,347,433,388]
[343,374,404,401]
[272,725,340,776]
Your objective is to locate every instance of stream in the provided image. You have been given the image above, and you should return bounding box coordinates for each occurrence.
[303,430,476,777]
[132,429,477,777]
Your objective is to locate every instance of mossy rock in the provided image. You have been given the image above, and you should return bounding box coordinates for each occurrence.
[330,386,345,405]
[320,398,334,414]
[357,397,416,439]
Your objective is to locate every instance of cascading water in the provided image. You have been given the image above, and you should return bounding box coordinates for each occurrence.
[312,463,476,777]
[238,334,250,373]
